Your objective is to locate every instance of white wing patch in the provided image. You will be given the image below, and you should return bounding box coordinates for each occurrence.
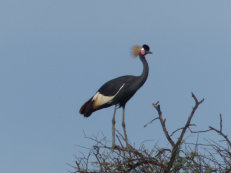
[92,83,125,108]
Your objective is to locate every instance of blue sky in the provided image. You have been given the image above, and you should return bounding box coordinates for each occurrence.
[0,0,230,172]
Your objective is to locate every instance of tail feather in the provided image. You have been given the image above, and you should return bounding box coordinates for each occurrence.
[79,98,94,117]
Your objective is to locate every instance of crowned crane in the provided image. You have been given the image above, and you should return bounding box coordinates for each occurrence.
[80,44,152,148]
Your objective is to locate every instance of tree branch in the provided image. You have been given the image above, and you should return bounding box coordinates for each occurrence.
[165,92,204,173]
[152,101,175,147]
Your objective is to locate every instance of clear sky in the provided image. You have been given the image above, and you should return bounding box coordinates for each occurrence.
[0,0,230,173]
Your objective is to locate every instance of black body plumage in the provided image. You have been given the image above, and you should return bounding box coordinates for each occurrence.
[80,44,151,117]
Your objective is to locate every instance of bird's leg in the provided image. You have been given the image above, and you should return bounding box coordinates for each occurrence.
[122,106,129,148]
[112,105,117,148]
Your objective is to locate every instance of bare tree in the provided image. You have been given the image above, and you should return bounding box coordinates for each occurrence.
[73,93,231,173]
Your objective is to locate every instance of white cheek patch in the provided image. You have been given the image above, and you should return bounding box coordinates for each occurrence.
[141,48,145,55]
[92,83,125,108]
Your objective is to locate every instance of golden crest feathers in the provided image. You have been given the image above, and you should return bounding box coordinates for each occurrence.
[131,45,142,57]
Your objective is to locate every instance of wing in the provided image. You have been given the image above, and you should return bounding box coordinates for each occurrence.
[91,75,135,109]
[79,75,136,117]
[98,75,134,96]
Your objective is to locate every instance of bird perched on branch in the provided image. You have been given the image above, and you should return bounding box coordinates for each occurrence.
[80,44,152,148]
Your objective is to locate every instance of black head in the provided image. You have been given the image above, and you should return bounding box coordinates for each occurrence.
[132,44,152,57]
[143,44,150,51]
[142,44,152,55]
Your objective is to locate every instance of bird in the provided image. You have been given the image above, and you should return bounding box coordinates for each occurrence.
[80,44,152,148]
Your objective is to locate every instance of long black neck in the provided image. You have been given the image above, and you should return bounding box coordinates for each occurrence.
[137,54,149,87]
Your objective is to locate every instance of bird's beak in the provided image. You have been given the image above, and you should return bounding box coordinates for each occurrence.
[146,51,152,54]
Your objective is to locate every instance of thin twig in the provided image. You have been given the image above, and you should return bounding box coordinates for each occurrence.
[189,127,211,134]
[144,117,160,128]
[170,124,196,137]
[209,126,231,148]
[219,114,222,132]
[152,101,175,147]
